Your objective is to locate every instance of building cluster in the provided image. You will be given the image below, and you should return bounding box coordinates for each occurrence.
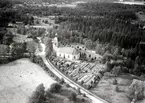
[51,33,106,87]
[52,34,102,62]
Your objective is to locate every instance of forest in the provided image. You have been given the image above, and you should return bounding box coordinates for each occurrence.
[52,3,145,49]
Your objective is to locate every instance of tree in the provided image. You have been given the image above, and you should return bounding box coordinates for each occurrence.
[84,39,93,49]
[49,83,61,93]
[29,16,34,25]
[95,44,102,54]
[0,44,9,55]
[11,43,26,58]
[26,41,37,54]
[127,79,144,101]
[45,89,53,98]
[2,32,13,45]
[111,66,122,76]
[135,56,141,65]
[28,83,45,103]
[112,79,118,85]
[44,20,48,24]
[59,78,64,84]
[68,92,77,101]
[113,46,121,56]
[42,36,53,57]
[104,61,113,72]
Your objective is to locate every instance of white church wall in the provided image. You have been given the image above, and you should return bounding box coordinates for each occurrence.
[56,52,80,61]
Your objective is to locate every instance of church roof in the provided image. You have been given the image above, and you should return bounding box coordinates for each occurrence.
[57,47,80,55]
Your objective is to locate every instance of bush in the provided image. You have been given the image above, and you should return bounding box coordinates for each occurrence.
[28,83,45,103]
[49,83,61,93]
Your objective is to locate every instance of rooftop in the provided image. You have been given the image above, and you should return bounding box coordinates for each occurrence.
[58,47,80,55]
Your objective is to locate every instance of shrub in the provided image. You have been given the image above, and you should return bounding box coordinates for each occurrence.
[49,83,61,93]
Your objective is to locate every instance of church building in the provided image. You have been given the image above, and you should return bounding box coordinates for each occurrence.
[52,34,80,61]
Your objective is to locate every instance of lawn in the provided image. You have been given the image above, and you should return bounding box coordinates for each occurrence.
[0,58,56,103]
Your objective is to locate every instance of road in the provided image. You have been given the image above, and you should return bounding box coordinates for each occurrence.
[37,38,109,103]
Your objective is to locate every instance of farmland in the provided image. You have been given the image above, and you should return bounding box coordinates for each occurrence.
[0,58,56,103]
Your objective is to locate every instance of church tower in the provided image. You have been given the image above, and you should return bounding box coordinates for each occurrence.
[52,33,58,52]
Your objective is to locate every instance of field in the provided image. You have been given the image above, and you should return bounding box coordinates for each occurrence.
[91,74,145,103]
[0,58,56,103]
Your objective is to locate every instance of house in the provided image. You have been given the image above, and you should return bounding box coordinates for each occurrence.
[52,34,80,61]
[71,44,102,61]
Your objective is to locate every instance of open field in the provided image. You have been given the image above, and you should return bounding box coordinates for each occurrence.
[91,74,145,103]
[0,58,56,103]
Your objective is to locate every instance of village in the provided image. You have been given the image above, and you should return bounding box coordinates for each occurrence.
[0,0,145,103]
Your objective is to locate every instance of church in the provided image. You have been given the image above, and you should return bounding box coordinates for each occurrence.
[52,34,80,61]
